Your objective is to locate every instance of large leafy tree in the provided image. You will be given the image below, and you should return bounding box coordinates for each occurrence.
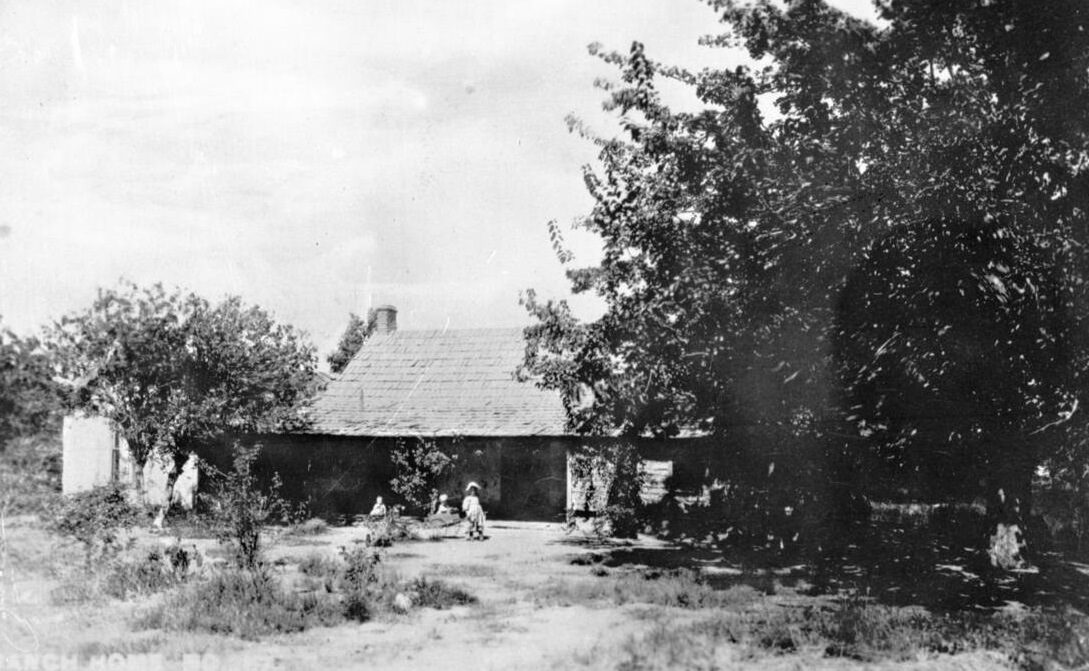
[522,0,1089,563]
[51,282,317,493]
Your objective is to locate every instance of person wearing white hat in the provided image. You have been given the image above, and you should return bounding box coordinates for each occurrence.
[462,482,485,540]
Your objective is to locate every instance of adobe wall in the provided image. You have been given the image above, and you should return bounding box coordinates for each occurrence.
[203,434,571,521]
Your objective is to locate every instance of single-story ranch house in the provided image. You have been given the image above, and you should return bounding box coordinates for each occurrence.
[201,306,716,521]
[63,306,715,521]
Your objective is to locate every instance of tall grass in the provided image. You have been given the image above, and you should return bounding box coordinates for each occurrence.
[537,569,759,609]
[138,568,342,640]
[137,546,476,639]
[606,599,1089,669]
[51,543,195,604]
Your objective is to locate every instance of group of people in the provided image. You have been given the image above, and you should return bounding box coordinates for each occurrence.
[367,481,486,541]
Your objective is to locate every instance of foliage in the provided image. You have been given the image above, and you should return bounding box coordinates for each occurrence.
[50,281,317,479]
[297,551,340,579]
[608,600,1089,670]
[338,545,383,592]
[538,567,758,610]
[139,567,342,639]
[521,1,1089,540]
[99,544,193,601]
[326,310,376,374]
[0,434,61,515]
[389,437,459,512]
[207,443,289,570]
[569,442,645,538]
[1033,463,1089,556]
[407,575,476,609]
[286,517,329,537]
[48,483,142,562]
[0,322,63,447]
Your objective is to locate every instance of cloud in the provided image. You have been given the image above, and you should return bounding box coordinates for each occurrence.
[0,0,747,352]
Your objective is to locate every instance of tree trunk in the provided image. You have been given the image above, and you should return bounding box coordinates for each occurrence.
[132,457,146,497]
[163,455,183,512]
[984,445,1034,571]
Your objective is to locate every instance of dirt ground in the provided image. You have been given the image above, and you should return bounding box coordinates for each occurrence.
[0,517,1037,670]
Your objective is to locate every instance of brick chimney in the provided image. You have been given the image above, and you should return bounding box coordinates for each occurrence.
[371,305,397,334]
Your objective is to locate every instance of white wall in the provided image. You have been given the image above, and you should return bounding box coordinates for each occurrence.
[61,414,118,494]
[61,414,196,508]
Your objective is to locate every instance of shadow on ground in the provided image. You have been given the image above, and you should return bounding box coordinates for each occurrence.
[557,519,1089,614]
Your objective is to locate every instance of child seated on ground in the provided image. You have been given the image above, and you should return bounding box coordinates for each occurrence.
[369,496,387,517]
[436,493,453,515]
[462,483,485,541]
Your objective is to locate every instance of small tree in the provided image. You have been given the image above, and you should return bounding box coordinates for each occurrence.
[389,437,458,512]
[51,281,317,498]
[207,443,288,570]
[327,311,376,375]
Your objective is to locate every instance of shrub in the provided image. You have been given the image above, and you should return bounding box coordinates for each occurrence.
[363,511,414,547]
[206,443,289,570]
[297,551,339,579]
[335,545,400,619]
[48,483,142,562]
[0,434,61,515]
[569,442,646,539]
[389,437,458,513]
[338,545,382,591]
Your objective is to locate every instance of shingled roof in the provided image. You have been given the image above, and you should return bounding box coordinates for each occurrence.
[307,328,568,437]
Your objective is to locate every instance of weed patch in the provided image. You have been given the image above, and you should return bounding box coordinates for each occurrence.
[140,544,478,639]
[408,576,476,609]
[296,551,340,579]
[608,598,1089,669]
[285,518,329,537]
[51,542,195,604]
[138,568,342,639]
[538,568,760,609]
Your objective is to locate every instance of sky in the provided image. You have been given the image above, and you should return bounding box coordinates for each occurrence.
[0,0,875,366]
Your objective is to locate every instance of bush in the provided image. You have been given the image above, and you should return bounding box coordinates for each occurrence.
[335,545,400,620]
[1033,465,1089,557]
[0,434,61,515]
[297,551,340,579]
[569,442,645,539]
[389,437,458,513]
[206,443,289,570]
[338,545,383,592]
[48,483,142,562]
